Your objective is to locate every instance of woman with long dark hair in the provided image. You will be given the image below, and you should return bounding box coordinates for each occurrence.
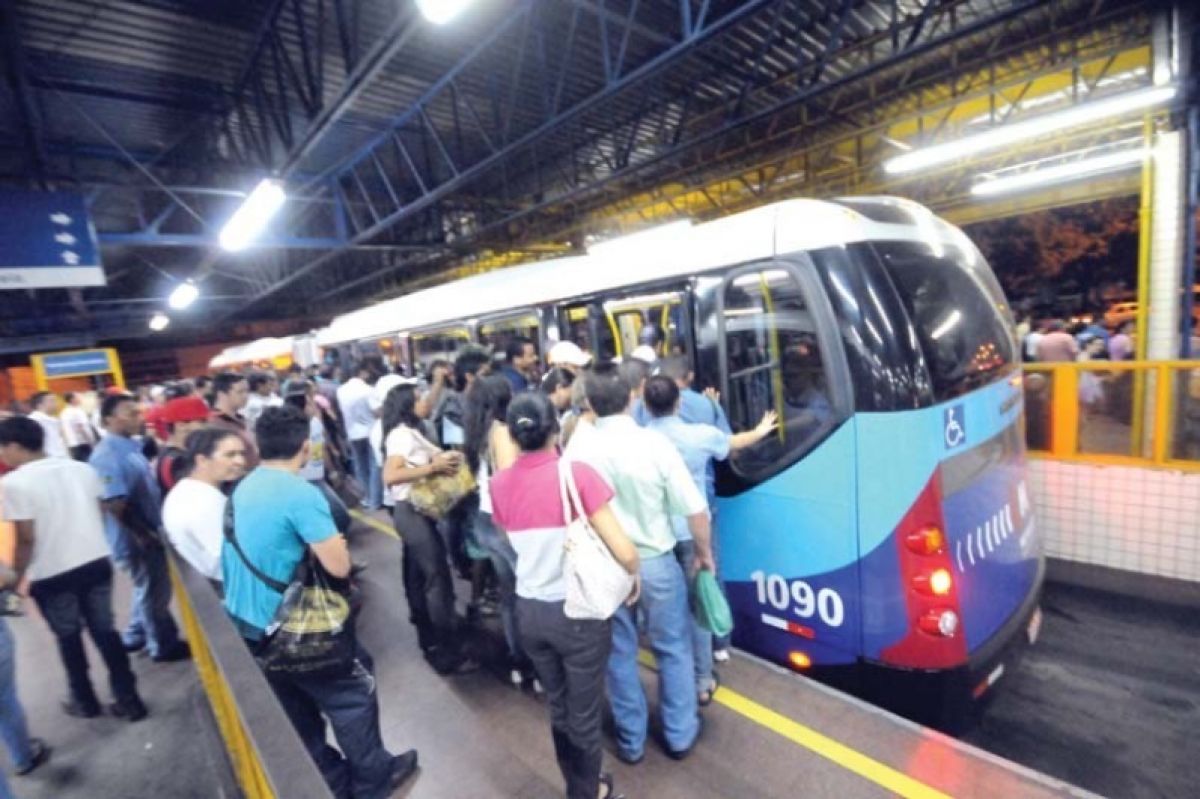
[380,384,476,674]
[490,392,640,799]
[463,375,533,687]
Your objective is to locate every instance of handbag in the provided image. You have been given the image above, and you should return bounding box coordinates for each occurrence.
[223,502,356,678]
[693,569,734,637]
[559,459,636,620]
[407,430,476,519]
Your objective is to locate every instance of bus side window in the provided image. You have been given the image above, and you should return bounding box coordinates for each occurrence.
[561,304,617,363]
[413,329,469,376]
[722,267,837,480]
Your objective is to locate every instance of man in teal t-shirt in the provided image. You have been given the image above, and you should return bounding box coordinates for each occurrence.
[223,406,417,799]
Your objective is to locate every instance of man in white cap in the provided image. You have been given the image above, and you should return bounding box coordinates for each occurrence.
[546,341,592,375]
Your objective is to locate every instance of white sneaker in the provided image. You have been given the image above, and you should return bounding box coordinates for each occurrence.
[532,678,544,695]
[509,668,524,687]
[713,648,730,663]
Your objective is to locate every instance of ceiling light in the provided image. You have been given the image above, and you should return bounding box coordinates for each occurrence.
[219,178,287,252]
[416,0,475,25]
[971,148,1145,197]
[884,85,1176,175]
[168,281,199,310]
[149,312,170,331]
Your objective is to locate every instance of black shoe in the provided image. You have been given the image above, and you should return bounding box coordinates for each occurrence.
[151,641,191,663]
[110,694,148,722]
[121,638,146,653]
[61,698,101,719]
[614,748,644,766]
[665,716,704,761]
[388,749,419,791]
[14,738,52,775]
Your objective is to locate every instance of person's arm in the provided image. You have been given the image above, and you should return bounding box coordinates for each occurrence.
[309,535,351,579]
[383,451,458,486]
[730,409,778,451]
[587,503,639,575]
[416,367,448,419]
[685,513,714,573]
[11,520,35,584]
[659,442,714,571]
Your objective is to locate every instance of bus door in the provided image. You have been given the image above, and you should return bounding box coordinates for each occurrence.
[603,289,691,360]
[558,302,618,363]
[708,259,859,674]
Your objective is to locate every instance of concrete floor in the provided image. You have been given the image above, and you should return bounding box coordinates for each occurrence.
[5,575,232,799]
[349,512,1088,799]
[965,582,1200,799]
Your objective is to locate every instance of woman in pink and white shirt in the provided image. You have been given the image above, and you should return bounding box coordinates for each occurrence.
[491,392,638,799]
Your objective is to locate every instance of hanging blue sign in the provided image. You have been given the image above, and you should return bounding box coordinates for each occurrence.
[39,349,113,378]
[0,191,104,290]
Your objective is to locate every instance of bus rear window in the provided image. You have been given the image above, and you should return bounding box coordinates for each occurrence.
[872,241,1016,401]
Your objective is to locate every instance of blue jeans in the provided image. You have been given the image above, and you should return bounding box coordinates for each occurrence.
[0,620,33,797]
[673,540,715,693]
[116,542,181,656]
[263,643,396,799]
[607,552,698,757]
[473,510,522,661]
[349,438,382,510]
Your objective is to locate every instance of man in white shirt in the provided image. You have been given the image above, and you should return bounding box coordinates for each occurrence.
[0,416,146,721]
[569,365,713,763]
[337,361,382,510]
[27,393,67,459]
[244,372,284,431]
[59,392,98,461]
[162,428,247,585]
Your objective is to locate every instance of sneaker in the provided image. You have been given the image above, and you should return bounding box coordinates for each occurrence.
[531,677,544,695]
[61,698,101,719]
[151,641,192,663]
[614,748,644,766]
[713,648,730,663]
[388,749,419,792]
[14,738,52,775]
[109,694,149,722]
[509,668,524,688]
[121,637,146,654]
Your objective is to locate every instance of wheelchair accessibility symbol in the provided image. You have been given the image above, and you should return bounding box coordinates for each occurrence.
[944,405,966,450]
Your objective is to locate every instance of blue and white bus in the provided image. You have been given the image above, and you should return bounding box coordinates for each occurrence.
[318,196,1044,729]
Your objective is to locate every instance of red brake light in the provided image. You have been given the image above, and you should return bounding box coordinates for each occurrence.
[913,567,953,596]
[905,526,946,555]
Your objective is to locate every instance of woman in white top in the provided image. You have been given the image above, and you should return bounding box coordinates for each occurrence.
[463,375,526,684]
[380,384,476,675]
[161,429,247,587]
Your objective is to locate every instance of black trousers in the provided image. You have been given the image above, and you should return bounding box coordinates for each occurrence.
[517,597,611,799]
[28,558,138,706]
[391,501,464,670]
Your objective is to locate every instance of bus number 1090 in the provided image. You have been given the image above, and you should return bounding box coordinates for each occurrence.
[750,571,845,627]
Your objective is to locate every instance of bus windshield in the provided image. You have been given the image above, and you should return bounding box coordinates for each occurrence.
[872,240,1016,401]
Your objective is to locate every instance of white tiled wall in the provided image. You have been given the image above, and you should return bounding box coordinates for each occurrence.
[1028,459,1200,583]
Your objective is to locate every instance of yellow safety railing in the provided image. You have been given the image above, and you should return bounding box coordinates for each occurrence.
[1022,360,1200,472]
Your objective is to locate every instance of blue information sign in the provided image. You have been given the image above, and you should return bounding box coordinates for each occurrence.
[40,350,112,378]
[0,191,104,289]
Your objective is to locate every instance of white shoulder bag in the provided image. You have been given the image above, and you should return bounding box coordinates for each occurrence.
[559,459,636,620]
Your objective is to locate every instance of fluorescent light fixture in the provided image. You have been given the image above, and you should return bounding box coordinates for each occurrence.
[149,312,170,332]
[219,178,286,252]
[885,85,1176,174]
[971,148,1144,197]
[416,0,475,24]
[168,281,199,310]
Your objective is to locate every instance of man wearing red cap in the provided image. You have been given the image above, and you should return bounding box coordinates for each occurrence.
[157,397,211,493]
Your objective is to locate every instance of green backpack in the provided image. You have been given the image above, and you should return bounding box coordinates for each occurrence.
[693,570,734,637]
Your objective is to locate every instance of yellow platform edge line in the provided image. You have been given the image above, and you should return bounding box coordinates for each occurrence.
[635,654,951,799]
[355,510,949,799]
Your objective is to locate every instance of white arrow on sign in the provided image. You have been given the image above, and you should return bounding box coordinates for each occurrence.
[61,251,80,265]
[50,213,72,225]
[54,232,78,246]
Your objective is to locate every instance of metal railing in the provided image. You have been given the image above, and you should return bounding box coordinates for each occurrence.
[168,554,333,799]
[1022,360,1200,471]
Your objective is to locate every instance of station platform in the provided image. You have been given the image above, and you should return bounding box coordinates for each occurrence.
[2,514,1102,799]
[345,511,1092,799]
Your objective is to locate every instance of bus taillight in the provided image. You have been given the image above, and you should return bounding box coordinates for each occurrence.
[919,609,960,638]
[913,567,953,596]
[905,526,946,555]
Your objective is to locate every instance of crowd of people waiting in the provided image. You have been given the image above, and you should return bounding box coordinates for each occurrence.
[0,335,775,799]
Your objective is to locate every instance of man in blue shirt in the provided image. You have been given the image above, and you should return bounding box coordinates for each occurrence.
[224,406,417,798]
[499,337,538,395]
[90,393,189,662]
[643,376,776,705]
